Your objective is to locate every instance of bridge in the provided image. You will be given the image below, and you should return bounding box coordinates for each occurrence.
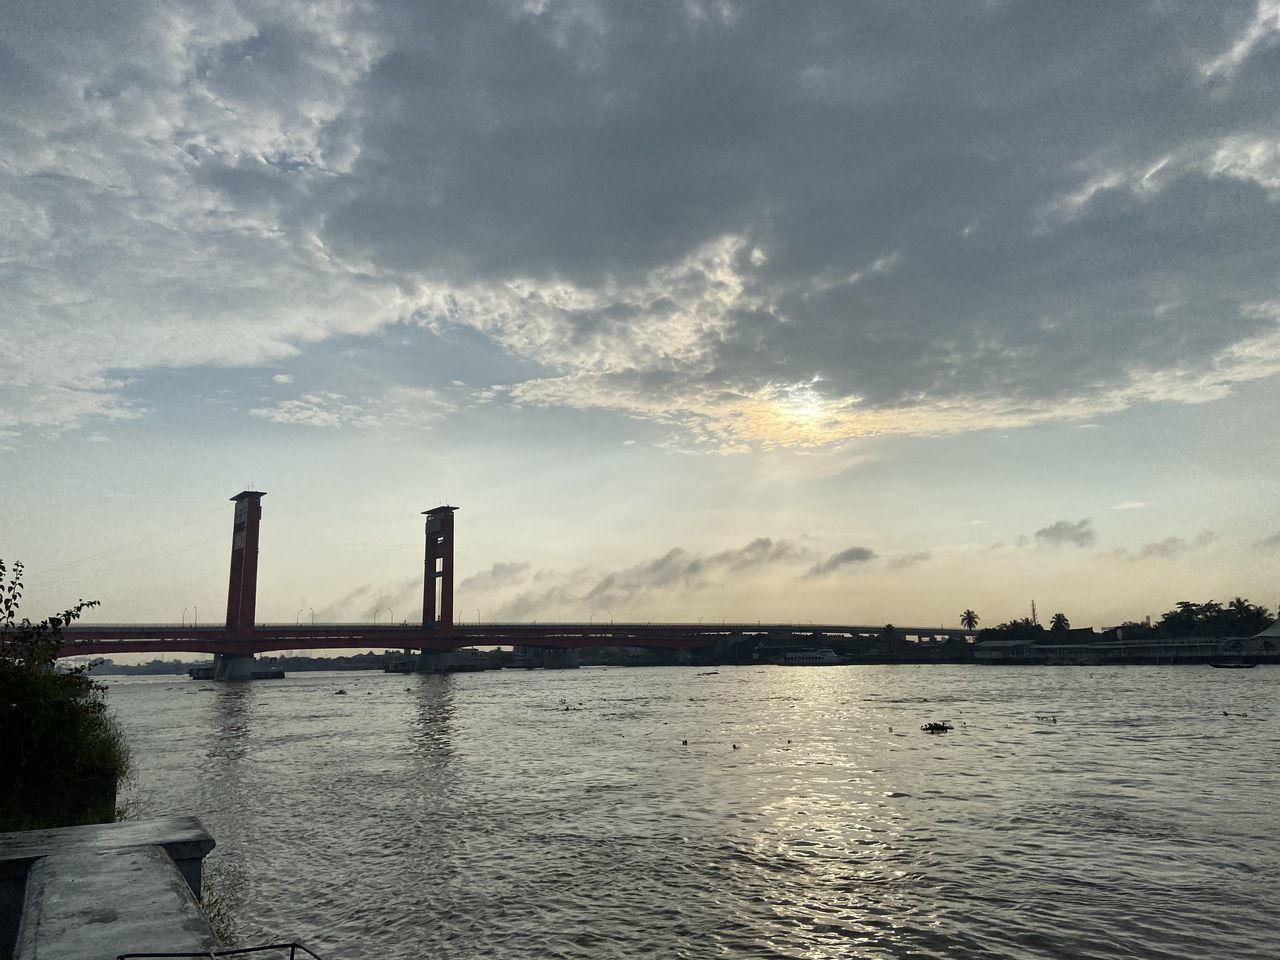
[59,491,969,677]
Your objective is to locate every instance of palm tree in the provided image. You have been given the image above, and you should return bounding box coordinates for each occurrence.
[1050,612,1070,632]
[960,609,979,631]
[1226,596,1271,635]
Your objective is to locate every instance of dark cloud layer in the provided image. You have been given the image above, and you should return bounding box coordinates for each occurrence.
[1110,530,1217,561]
[458,561,531,593]
[1139,531,1216,559]
[584,537,806,606]
[808,546,877,577]
[1034,519,1096,548]
[483,536,808,618]
[5,1,1280,445]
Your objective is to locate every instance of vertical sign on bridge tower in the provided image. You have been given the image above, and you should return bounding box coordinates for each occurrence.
[225,490,265,638]
[423,506,457,631]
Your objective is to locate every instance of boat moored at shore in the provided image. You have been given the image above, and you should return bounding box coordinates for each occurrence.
[780,647,843,665]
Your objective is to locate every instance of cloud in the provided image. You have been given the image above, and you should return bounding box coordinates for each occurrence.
[1113,530,1217,560]
[249,387,453,428]
[888,551,932,569]
[807,546,877,578]
[585,537,808,605]
[315,576,422,622]
[6,2,1280,449]
[485,537,810,618]
[250,393,372,428]
[1253,530,1280,550]
[1111,501,1147,510]
[458,561,531,594]
[1201,1,1280,78]
[1140,530,1216,559]
[356,576,423,623]
[489,585,588,622]
[273,374,295,384]
[1034,519,1096,548]
[314,584,373,621]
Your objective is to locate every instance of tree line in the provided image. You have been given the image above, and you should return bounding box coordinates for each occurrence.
[966,597,1274,643]
[1124,597,1273,639]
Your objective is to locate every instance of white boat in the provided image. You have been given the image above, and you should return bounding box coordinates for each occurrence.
[780,647,842,665]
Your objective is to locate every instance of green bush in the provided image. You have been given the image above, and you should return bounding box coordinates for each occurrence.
[0,560,131,831]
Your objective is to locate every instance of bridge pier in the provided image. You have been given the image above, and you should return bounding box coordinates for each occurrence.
[415,650,454,673]
[542,649,580,670]
[212,654,256,681]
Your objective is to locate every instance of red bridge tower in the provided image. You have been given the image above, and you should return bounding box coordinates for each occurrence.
[422,505,458,632]
[225,491,265,638]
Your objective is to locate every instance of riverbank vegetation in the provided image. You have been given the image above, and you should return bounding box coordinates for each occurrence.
[0,560,130,831]
[977,597,1274,644]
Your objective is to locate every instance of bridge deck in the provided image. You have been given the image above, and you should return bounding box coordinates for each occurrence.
[57,623,970,658]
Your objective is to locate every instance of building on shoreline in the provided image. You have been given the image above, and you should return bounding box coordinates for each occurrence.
[976,628,1278,665]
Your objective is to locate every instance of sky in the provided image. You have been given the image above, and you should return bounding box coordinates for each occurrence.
[5,0,1280,634]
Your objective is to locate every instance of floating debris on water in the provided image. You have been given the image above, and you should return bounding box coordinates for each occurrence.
[921,722,953,734]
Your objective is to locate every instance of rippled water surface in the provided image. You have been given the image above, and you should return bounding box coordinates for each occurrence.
[108,665,1279,959]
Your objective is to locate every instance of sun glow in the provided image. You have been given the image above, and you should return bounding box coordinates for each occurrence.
[779,378,829,420]
[731,378,862,448]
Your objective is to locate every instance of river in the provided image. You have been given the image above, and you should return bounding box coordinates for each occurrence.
[107,664,1278,959]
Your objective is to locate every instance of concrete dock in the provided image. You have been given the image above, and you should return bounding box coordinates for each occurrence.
[0,817,217,960]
